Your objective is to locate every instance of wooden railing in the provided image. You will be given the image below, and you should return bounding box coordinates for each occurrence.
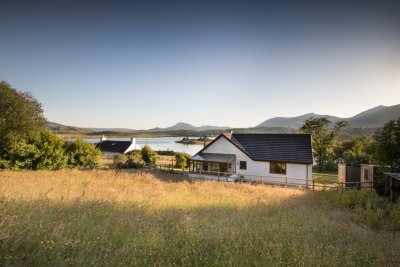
[157,164,376,192]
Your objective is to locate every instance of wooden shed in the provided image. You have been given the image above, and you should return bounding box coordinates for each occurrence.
[338,164,375,189]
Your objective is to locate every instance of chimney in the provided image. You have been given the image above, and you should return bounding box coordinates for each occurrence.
[130,137,137,150]
[100,135,107,142]
[223,130,233,139]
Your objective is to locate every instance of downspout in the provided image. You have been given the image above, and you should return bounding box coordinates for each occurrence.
[306,164,309,188]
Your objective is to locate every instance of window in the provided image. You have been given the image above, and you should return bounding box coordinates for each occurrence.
[239,161,247,170]
[270,162,286,175]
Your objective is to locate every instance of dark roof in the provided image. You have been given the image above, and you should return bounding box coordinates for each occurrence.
[96,140,133,154]
[384,172,400,181]
[192,153,236,163]
[195,133,313,164]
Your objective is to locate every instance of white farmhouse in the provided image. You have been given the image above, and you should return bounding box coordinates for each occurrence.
[189,132,313,187]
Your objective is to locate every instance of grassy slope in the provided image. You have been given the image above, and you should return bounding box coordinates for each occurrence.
[1,170,399,266]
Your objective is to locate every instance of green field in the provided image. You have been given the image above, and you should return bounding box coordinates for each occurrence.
[1,170,399,266]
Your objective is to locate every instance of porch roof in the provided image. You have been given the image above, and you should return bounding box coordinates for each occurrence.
[191,153,236,163]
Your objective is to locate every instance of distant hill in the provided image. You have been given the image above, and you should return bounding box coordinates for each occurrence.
[47,122,137,134]
[257,104,400,128]
[47,121,91,134]
[257,113,342,128]
[346,105,400,127]
[148,122,231,132]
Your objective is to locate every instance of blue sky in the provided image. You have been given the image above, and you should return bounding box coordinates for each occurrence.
[1,0,399,129]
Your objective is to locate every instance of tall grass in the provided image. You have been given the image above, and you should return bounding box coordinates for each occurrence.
[1,170,400,266]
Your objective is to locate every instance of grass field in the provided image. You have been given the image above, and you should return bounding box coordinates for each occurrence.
[1,170,399,266]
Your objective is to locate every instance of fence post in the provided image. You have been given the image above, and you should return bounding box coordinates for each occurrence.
[312,180,315,192]
[285,176,288,188]
[370,181,373,192]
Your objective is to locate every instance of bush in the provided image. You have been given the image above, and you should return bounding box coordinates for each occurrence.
[141,145,157,165]
[175,152,192,168]
[64,138,100,168]
[2,132,67,170]
[114,150,145,169]
[0,131,100,170]
[320,190,400,230]
[31,131,68,170]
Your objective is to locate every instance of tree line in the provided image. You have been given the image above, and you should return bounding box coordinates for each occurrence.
[301,117,400,172]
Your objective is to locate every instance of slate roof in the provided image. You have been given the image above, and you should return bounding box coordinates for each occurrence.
[194,133,313,164]
[192,153,236,163]
[96,140,133,154]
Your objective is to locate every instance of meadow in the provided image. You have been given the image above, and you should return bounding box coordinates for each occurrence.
[1,170,400,266]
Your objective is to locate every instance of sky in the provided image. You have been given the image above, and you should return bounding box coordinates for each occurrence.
[0,0,399,129]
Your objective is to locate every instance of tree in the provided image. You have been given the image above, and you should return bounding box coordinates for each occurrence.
[0,81,46,148]
[335,136,374,165]
[374,118,400,168]
[300,117,347,172]
[64,138,100,168]
[141,145,157,165]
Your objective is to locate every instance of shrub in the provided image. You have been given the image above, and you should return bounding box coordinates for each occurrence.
[31,131,68,170]
[175,152,192,168]
[320,190,400,230]
[2,131,67,170]
[0,132,100,170]
[115,150,145,169]
[64,138,100,168]
[141,145,157,165]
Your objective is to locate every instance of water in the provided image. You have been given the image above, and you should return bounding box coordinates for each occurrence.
[83,136,205,155]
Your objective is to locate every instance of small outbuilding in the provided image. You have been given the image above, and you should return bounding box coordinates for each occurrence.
[338,164,375,189]
[96,135,136,155]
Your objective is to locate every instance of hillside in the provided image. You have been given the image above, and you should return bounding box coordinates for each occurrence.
[257,104,400,128]
[347,104,400,127]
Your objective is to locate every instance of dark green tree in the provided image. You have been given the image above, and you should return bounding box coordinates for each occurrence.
[141,145,157,165]
[374,118,400,168]
[335,136,375,165]
[0,81,46,147]
[300,117,347,172]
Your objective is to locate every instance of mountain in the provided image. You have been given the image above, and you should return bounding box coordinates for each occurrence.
[256,104,400,129]
[257,113,342,128]
[149,122,231,132]
[347,104,400,127]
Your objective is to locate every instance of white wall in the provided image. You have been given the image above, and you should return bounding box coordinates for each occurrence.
[202,136,312,186]
[202,137,267,176]
[124,139,136,154]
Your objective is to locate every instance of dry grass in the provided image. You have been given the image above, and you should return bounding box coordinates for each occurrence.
[1,170,399,266]
[157,155,175,166]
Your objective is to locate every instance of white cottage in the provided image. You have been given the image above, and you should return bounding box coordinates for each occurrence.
[189,133,313,187]
[96,135,136,156]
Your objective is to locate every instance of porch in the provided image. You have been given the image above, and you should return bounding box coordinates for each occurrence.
[189,153,236,178]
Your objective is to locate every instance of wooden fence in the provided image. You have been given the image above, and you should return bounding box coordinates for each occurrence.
[157,164,374,191]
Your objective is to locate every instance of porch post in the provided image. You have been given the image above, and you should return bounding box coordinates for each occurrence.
[218,163,220,181]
